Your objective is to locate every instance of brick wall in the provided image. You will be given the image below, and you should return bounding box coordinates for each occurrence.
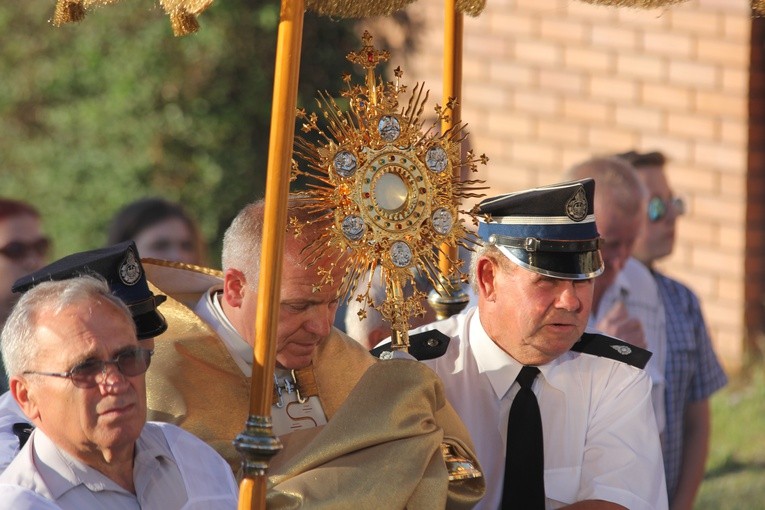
[366,0,753,371]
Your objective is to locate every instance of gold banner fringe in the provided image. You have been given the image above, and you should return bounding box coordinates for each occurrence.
[52,0,86,26]
[44,0,765,35]
[160,0,214,16]
[576,0,688,7]
[455,0,486,17]
[170,8,200,36]
[580,0,765,16]
[305,0,416,18]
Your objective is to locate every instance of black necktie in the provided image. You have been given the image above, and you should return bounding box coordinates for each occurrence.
[502,366,545,510]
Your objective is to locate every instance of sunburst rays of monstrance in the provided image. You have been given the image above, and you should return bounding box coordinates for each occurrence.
[289,31,487,352]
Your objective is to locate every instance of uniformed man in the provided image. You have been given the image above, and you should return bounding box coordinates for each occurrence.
[409,179,668,509]
[144,198,485,509]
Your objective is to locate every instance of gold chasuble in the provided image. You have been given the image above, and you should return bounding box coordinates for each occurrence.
[143,260,484,508]
[268,359,485,509]
[145,289,251,468]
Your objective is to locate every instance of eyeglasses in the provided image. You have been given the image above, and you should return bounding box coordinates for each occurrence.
[23,348,153,389]
[647,196,685,223]
[0,238,50,262]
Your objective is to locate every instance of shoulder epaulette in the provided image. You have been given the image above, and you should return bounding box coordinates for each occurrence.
[370,330,450,361]
[570,332,652,369]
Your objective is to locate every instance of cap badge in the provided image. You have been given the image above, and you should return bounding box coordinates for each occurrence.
[565,186,588,222]
[610,344,632,356]
[119,249,142,286]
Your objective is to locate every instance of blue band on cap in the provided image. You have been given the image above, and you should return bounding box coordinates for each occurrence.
[478,219,599,243]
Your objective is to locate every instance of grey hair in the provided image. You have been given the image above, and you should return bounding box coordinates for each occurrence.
[468,242,516,293]
[564,156,647,219]
[222,201,266,282]
[1,276,134,378]
[221,197,334,285]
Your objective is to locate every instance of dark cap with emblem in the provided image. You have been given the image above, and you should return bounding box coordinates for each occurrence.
[12,241,167,339]
[476,178,604,280]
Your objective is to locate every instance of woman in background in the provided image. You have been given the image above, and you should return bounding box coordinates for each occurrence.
[107,197,206,265]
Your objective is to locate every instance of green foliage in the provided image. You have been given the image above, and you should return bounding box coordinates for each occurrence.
[696,367,765,509]
[0,1,361,266]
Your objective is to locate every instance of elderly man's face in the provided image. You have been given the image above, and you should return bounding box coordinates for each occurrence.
[228,236,345,370]
[273,247,344,370]
[22,300,146,460]
[479,256,594,365]
[594,193,643,299]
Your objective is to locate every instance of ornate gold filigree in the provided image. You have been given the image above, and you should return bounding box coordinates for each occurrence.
[290,31,487,350]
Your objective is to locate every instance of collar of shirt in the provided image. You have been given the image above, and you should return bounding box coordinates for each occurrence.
[32,427,174,501]
[469,309,571,400]
[194,286,253,376]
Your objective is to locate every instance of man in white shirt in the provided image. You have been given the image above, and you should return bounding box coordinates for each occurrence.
[0,241,169,473]
[0,274,237,509]
[566,156,667,437]
[411,179,668,509]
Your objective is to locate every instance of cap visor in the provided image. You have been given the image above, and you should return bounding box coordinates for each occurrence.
[498,246,603,280]
[133,310,168,340]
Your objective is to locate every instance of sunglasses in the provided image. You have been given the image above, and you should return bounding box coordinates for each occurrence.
[23,348,153,389]
[647,196,685,223]
[0,238,50,262]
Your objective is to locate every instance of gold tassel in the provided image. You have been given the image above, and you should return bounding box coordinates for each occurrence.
[455,0,486,17]
[754,0,765,16]
[576,0,688,7]
[305,0,416,18]
[51,0,86,27]
[170,8,200,37]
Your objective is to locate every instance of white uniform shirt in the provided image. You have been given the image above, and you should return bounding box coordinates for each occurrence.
[590,257,667,438]
[193,287,328,435]
[0,391,28,474]
[419,307,668,510]
[0,485,61,509]
[0,422,237,509]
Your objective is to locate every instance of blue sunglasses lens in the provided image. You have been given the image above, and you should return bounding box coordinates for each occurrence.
[648,196,684,222]
[648,197,666,222]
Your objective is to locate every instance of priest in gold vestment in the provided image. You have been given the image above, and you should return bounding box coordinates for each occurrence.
[144,199,485,509]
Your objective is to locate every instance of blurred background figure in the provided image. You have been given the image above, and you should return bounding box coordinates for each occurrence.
[0,199,49,393]
[107,197,206,265]
[617,150,727,510]
[565,157,667,440]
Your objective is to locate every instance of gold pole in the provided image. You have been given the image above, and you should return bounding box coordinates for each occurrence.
[388,278,409,351]
[429,0,469,319]
[234,0,305,508]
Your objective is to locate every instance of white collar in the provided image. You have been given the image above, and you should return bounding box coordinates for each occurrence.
[469,309,569,400]
[194,286,253,376]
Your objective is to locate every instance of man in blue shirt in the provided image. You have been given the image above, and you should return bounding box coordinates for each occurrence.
[617,150,728,510]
